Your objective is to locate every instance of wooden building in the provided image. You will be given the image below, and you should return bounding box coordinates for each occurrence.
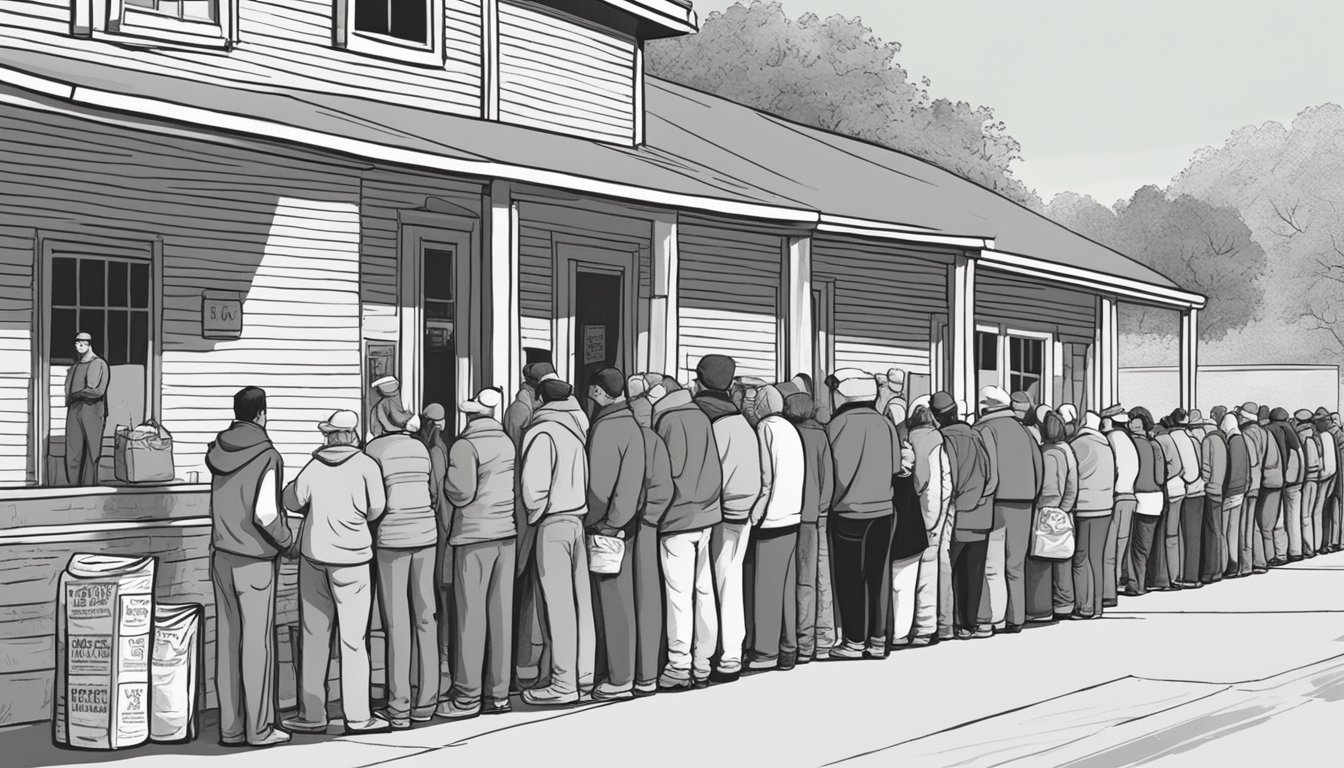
[0,0,1204,728]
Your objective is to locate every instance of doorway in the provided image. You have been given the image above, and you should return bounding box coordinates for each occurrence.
[422,246,457,427]
[812,278,834,421]
[573,270,623,413]
[553,240,639,414]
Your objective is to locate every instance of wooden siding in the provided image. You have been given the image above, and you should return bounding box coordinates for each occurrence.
[977,269,1096,343]
[497,0,637,144]
[812,235,952,376]
[1,107,364,481]
[0,227,34,486]
[677,217,782,380]
[0,0,483,117]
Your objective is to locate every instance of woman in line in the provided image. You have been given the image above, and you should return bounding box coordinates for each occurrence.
[1039,410,1079,620]
[1125,407,1166,596]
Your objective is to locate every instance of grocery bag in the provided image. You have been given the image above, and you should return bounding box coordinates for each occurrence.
[586,533,626,575]
[114,420,175,483]
[1030,506,1075,560]
[151,603,203,744]
[54,554,157,750]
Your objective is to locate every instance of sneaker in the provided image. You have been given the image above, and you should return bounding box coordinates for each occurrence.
[657,671,692,691]
[344,716,391,736]
[709,668,741,684]
[778,652,797,671]
[829,641,865,659]
[1253,567,1269,574]
[482,700,512,715]
[1122,587,1143,597]
[521,685,580,707]
[633,681,658,697]
[910,635,937,647]
[1103,598,1119,608]
[747,655,777,671]
[864,639,887,659]
[1003,624,1023,634]
[955,628,974,640]
[813,649,831,661]
[374,710,411,730]
[247,729,292,748]
[692,677,710,690]
[591,683,634,702]
[972,626,994,639]
[280,716,328,735]
[888,637,911,650]
[435,699,481,720]
[795,653,813,665]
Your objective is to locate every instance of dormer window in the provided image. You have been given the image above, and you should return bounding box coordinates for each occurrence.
[335,0,444,67]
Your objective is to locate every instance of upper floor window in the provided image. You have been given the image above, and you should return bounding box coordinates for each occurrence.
[80,0,232,48]
[336,0,443,66]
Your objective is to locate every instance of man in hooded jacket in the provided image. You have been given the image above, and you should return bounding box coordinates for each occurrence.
[1268,408,1307,562]
[1239,402,1279,575]
[630,377,674,695]
[1220,412,1251,577]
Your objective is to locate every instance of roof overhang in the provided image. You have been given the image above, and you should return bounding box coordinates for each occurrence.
[978,248,1207,311]
[602,0,698,37]
[817,214,992,250]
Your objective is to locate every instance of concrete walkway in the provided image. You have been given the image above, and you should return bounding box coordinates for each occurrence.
[11,556,1344,768]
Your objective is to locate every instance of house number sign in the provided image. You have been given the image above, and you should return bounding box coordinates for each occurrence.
[202,291,244,339]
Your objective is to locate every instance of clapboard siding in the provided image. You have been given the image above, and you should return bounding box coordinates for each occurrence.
[517,201,652,354]
[497,0,637,144]
[0,0,482,117]
[813,236,953,376]
[0,228,34,487]
[678,217,782,380]
[977,269,1096,342]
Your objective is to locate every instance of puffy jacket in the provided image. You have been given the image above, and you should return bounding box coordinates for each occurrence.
[1040,441,1079,512]
[1071,428,1115,517]
[696,391,763,522]
[365,432,436,549]
[827,402,901,519]
[752,414,805,529]
[974,410,1043,503]
[653,390,724,533]
[1154,429,1185,500]
[939,422,993,534]
[445,417,517,546]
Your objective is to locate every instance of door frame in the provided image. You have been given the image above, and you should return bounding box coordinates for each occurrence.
[398,214,478,434]
[552,236,640,385]
[811,276,835,397]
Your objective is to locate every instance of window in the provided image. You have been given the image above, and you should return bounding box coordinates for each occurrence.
[975,331,998,373]
[49,257,151,368]
[86,0,232,48]
[1008,336,1045,400]
[337,0,443,65]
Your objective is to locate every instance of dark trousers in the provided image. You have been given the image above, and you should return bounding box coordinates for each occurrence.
[592,531,637,691]
[1147,499,1172,590]
[633,525,664,687]
[212,551,279,744]
[1127,515,1160,595]
[1025,553,1055,622]
[750,527,798,661]
[1254,488,1282,568]
[1073,516,1109,617]
[1180,495,1206,583]
[830,514,893,645]
[950,537,988,631]
[65,400,104,486]
[1200,496,1226,582]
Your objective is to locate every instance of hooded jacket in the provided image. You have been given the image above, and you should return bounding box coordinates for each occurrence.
[445,417,517,546]
[696,390,762,522]
[653,390,724,533]
[751,412,805,530]
[826,402,901,519]
[586,402,645,535]
[520,400,590,525]
[1171,427,1205,496]
[1223,415,1250,498]
[910,423,952,534]
[1267,411,1304,486]
[974,409,1043,504]
[283,444,386,565]
[1071,422,1116,516]
[207,421,292,559]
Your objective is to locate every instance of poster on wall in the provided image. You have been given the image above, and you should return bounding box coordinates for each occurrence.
[583,325,606,365]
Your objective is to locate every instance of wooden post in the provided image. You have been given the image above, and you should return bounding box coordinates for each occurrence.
[487,180,518,391]
[786,235,814,381]
[651,215,679,377]
[1180,307,1199,412]
[949,255,976,412]
[1094,294,1117,408]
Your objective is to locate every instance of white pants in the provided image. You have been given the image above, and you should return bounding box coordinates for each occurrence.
[659,528,717,680]
[981,522,1008,629]
[711,520,751,673]
[890,554,922,641]
[912,505,948,639]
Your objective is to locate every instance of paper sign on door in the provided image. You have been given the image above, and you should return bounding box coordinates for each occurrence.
[583,325,606,365]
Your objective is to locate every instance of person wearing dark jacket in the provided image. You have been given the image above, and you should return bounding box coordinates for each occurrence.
[786,392,837,660]
[1151,416,1186,590]
[1239,402,1278,575]
[583,368,646,702]
[207,387,295,748]
[631,386,674,695]
[1124,408,1166,596]
[1071,411,1115,618]
[1199,417,1230,583]
[1269,407,1306,562]
[974,387,1044,635]
[932,392,993,640]
[505,362,552,691]
[1221,413,1251,577]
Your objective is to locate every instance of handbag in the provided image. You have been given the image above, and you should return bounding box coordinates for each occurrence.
[587,533,626,575]
[114,419,176,483]
[1031,506,1075,560]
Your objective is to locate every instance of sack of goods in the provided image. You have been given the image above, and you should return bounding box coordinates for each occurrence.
[54,554,157,750]
[114,419,175,484]
[151,603,203,744]
[587,533,626,575]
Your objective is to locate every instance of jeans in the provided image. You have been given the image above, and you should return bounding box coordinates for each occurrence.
[634,525,664,688]
[1162,496,1184,587]
[1073,516,1109,617]
[796,519,837,656]
[1126,504,1160,595]
[1201,495,1226,582]
[1180,495,1207,583]
[1282,484,1304,558]
[710,521,751,673]
[592,528,637,693]
[750,527,798,661]
[950,536,988,631]
[1105,496,1137,602]
[297,558,374,726]
[831,514,894,645]
[912,505,949,638]
[1308,479,1329,553]
[1256,488,1282,566]
[64,400,104,486]
[978,501,1032,628]
[450,539,515,707]
[212,551,280,743]
[375,547,439,720]
[1222,493,1245,575]
[889,554,921,641]
[660,528,717,680]
[1239,494,1259,575]
[936,514,956,638]
[534,515,595,696]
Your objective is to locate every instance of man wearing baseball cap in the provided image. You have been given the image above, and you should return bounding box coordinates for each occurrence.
[1101,405,1138,606]
[64,331,110,486]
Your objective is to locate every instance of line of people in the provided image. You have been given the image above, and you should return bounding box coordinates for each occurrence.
[204,362,1344,747]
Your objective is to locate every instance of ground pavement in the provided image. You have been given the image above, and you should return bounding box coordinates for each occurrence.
[10,555,1344,767]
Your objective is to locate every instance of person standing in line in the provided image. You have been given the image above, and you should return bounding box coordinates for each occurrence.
[1013,393,1040,443]
[1295,410,1324,558]
[1070,412,1115,619]
[1329,413,1344,553]
[785,391,836,661]
[366,414,439,729]
[908,404,953,644]
[1311,413,1337,557]
[1058,404,1079,441]
[630,379,674,696]
[1038,410,1079,618]
[438,388,517,720]
[932,393,993,639]
[64,331,109,486]
[504,362,550,691]
[1238,402,1276,576]
[583,368,646,702]
[649,376,723,690]
[1198,413,1230,584]
[207,386,294,748]
[827,369,907,658]
[281,411,390,736]
[875,368,906,420]
[745,385,805,670]
[369,376,415,439]
[519,378,595,707]
[1188,410,1211,441]
[1220,412,1251,578]
[1150,415,1185,590]
[417,404,455,697]
[885,398,923,651]
[1012,393,1055,625]
[1124,408,1165,596]
[1168,410,1205,588]
[1101,405,1139,608]
[974,387,1044,635]
[1268,408,1306,562]
[691,355,762,684]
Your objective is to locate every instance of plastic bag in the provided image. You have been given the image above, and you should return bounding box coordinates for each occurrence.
[114,419,175,483]
[151,603,203,744]
[587,533,626,575]
[1031,506,1075,560]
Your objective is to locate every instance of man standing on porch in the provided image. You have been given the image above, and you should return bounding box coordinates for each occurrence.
[64,331,109,486]
[693,354,763,684]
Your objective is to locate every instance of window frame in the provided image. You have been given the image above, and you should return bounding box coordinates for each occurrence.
[82,0,235,49]
[335,0,445,68]
[1003,327,1054,406]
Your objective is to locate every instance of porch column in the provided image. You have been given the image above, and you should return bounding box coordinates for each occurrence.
[786,235,814,381]
[650,215,679,377]
[487,180,519,390]
[949,254,976,413]
[1094,294,1117,407]
[1180,307,1199,412]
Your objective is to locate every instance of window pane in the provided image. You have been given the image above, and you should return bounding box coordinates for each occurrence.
[107,311,129,366]
[181,0,216,23]
[79,259,105,308]
[389,0,427,43]
[50,308,77,363]
[52,257,78,307]
[424,248,454,302]
[79,309,105,357]
[976,332,997,371]
[107,261,128,308]
[355,0,389,35]
[130,263,150,308]
[129,311,149,366]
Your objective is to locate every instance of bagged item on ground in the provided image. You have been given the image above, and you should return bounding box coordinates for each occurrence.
[587,533,626,575]
[1031,506,1076,560]
[114,419,175,484]
[54,554,157,750]
[150,603,203,744]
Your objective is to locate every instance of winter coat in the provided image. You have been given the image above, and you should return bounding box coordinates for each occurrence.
[1320,429,1338,480]
[504,387,535,449]
[910,425,952,535]
[1225,425,1251,498]
[1154,429,1185,500]
[585,402,645,535]
[826,402,901,520]
[751,414,805,530]
[520,400,590,525]
[1040,441,1079,513]
[444,417,517,546]
[653,390,724,534]
[1241,422,1274,494]
[1200,430,1229,501]
[206,421,292,559]
[1131,433,1166,496]
[940,422,993,535]
[371,395,415,439]
[638,424,675,529]
[1300,427,1323,482]
[1172,428,1205,496]
[1107,429,1140,499]
[283,445,386,566]
[797,421,833,524]
[1268,417,1304,486]
[974,410,1043,504]
[696,391,762,522]
[365,432,437,549]
[1071,428,1115,517]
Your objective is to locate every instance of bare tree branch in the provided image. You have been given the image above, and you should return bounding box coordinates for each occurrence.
[1270,198,1307,238]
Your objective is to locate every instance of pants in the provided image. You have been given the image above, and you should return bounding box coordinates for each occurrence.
[634,525,664,688]
[1239,494,1259,575]
[912,507,948,638]
[1200,496,1226,582]
[796,519,837,656]
[64,400,104,486]
[297,558,374,726]
[660,528,717,680]
[375,547,439,720]
[212,551,280,743]
[450,539,515,707]
[711,521,751,673]
[1256,488,1282,566]
[1163,496,1184,587]
[889,554,921,641]
[1053,556,1075,614]
[1024,551,1054,622]
[831,514,893,645]
[1105,496,1137,602]
[1127,504,1161,595]
[1302,480,1319,554]
[1309,479,1330,553]
[977,501,1032,628]
[750,527,798,661]
[592,529,637,692]
[1282,484,1304,558]
[1180,495,1207,583]
[534,515,595,696]
[513,560,546,684]
[950,536,988,631]
[1222,493,1244,574]
[936,515,957,638]
[1073,516,1109,617]
[1334,477,1344,548]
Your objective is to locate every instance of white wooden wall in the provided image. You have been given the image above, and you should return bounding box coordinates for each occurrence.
[0,227,34,486]
[976,269,1095,342]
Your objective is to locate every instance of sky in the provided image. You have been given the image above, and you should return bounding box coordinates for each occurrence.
[689,0,1344,206]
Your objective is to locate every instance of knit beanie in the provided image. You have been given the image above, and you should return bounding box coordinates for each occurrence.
[695,354,736,391]
[784,392,815,423]
[589,367,626,398]
[538,378,573,404]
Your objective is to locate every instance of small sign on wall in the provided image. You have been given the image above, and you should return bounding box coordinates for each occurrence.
[201,292,243,340]
[583,325,606,365]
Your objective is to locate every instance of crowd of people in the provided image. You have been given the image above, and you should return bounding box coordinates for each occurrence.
[204,356,1344,747]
